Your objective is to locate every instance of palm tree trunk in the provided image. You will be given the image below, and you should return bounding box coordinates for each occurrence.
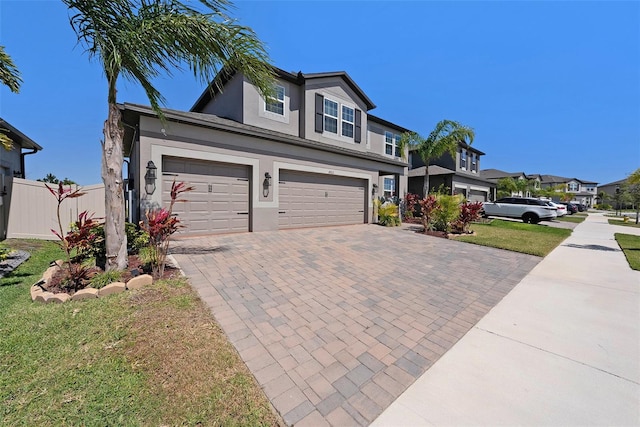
[422,165,430,197]
[103,102,128,270]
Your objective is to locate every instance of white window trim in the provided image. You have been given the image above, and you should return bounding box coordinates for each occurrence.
[264,84,285,116]
[320,94,358,143]
[471,153,477,173]
[324,98,339,135]
[384,177,394,192]
[341,105,355,138]
[384,131,394,156]
[259,82,289,124]
[460,150,467,170]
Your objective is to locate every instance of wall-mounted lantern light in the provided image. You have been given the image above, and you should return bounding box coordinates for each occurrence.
[372,183,378,196]
[145,160,157,194]
[263,172,272,197]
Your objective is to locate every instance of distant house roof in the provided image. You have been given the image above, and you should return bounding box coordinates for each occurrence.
[540,175,598,185]
[480,169,526,180]
[190,66,376,113]
[410,165,495,184]
[119,103,407,168]
[0,118,43,150]
[600,178,627,187]
[367,114,411,134]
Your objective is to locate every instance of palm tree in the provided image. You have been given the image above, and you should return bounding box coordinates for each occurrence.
[0,45,21,93]
[0,45,22,150]
[63,0,275,270]
[399,120,474,196]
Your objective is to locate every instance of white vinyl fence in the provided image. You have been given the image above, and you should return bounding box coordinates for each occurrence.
[6,178,105,240]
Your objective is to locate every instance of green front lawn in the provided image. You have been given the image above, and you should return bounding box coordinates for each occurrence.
[556,215,586,223]
[608,219,640,228]
[457,220,572,257]
[615,233,640,271]
[0,240,279,426]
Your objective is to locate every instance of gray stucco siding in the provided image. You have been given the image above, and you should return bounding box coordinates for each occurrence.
[200,73,243,122]
[303,78,369,151]
[241,77,301,137]
[135,116,405,232]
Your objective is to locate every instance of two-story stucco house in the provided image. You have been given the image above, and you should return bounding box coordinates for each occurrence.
[120,67,409,235]
[539,175,598,207]
[408,142,495,202]
[481,169,542,197]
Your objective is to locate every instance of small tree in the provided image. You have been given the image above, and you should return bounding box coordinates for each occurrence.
[627,168,640,224]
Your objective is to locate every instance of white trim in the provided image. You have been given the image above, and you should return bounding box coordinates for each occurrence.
[149,144,274,207]
[453,184,468,190]
[320,92,358,143]
[469,185,489,192]
[341,105,354,138]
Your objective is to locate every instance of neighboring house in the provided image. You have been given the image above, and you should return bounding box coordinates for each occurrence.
[539,175,598,207]
[0,118,43,239]
[408,142,495,202]
[120,67,409,236]
[481,168,541,197]
[481,168,598,207]
[598,178,627,206]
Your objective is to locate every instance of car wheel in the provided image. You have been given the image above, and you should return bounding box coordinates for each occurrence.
[522,213,538,224]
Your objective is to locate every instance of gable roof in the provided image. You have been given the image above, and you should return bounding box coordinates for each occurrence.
[0,118,43,150]
[480,169,526,180]
[191,66,376,113]
[120,103,407,168]
[367,114,411,134]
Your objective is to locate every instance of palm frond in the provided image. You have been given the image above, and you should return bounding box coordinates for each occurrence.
[63,0,274,120]
[0,45,22,93]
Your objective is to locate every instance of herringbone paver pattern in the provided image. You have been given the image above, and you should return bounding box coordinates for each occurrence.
[171,225,540,426]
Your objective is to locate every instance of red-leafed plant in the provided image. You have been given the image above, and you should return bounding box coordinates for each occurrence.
[46,183,101,291]
[418,195,440,231]
[453,201,484,233]
[404,193,420,219]
[140,180,194,278]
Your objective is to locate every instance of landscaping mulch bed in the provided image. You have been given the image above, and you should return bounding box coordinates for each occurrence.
[45,254,178,295]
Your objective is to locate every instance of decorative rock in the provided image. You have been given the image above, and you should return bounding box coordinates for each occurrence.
[71,287,99,301]
[99,282,127,296]
[30,285,44,300]
[42,266,59,282]
[35,292,54,303]
[46,293,70,303]
[126,274,153,290]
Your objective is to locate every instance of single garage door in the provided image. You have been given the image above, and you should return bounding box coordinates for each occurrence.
[278,170,366,229]
[469,189,487,202]
[162,157,250,236]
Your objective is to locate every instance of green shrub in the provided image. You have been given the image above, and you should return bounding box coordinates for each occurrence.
[0,244,11,262]
[377,202,401,227]
[432,194,462,232]
[89,270,124,289]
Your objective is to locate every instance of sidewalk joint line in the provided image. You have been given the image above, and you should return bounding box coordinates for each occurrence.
[475,327,640,386]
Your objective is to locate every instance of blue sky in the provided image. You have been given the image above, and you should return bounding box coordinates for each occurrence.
[1,0,638,186]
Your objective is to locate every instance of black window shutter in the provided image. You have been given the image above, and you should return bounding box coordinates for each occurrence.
[354,109,362,143]
[315,93,324,133]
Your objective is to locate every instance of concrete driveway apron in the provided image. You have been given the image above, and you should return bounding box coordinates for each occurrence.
[171,224,540,426]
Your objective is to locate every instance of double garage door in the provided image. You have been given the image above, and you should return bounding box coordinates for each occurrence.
[278,170,366,229]
[162,157,367,235]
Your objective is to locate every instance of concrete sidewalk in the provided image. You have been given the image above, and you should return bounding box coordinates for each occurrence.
[372,213,640,426]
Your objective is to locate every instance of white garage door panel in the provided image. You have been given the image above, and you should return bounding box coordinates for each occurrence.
[279,170,366,229]
[162,157,249,236]
[469,190,486,202]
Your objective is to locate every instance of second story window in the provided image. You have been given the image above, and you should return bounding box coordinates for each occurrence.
[568,182,579,192]
[384,132,402,157]
[265,85,285,115]
[342,106,354,138]
[460,150,467,170]
[385,132,394,155]
[324,99,338,134]
[471,153,477,172]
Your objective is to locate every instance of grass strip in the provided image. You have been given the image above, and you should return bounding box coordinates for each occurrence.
[457,219,572,257]
[608,219,640,228]
[615,233,640,271]
[0,240,279,426]
[555,215,586,223]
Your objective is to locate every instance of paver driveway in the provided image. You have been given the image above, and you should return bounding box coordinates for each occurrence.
[171,225,540,426]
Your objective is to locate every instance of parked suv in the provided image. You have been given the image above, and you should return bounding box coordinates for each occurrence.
[482,197,557,224]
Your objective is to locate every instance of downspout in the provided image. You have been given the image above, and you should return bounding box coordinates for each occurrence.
[20,148,38,178]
